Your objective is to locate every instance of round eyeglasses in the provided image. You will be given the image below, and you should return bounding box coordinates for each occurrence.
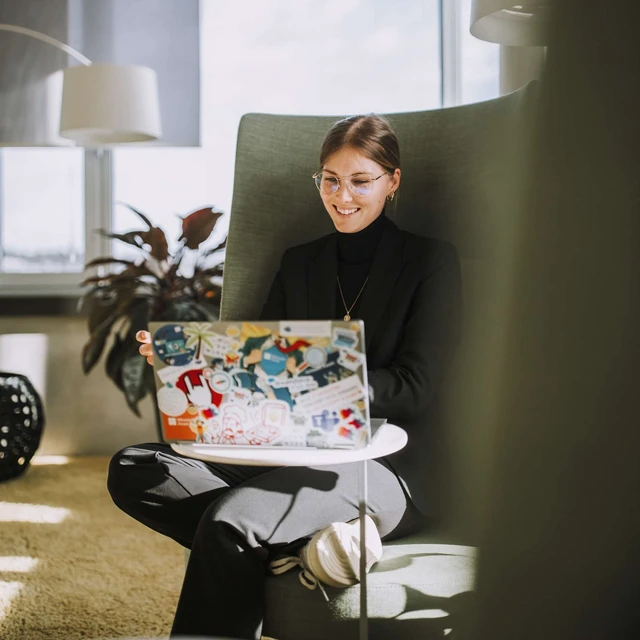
[312,171,388,197]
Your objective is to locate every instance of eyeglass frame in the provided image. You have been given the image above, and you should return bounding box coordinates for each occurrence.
[312,170,389,197]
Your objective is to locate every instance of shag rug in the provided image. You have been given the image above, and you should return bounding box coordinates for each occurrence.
[0,456,184,640]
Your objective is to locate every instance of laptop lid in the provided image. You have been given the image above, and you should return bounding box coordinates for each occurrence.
[148,320,371,449]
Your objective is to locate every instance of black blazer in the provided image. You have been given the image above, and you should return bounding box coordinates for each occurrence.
[260,218,462,515]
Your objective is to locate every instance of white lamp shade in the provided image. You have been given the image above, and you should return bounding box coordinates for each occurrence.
[59,63,162,145]
[470,1,552,46]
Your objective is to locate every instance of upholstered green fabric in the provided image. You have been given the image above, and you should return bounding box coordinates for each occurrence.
[185,531,475,639]
[263,533,475,640]
[221,83,537,325]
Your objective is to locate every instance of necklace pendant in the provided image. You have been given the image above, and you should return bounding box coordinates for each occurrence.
[344,314,351,321]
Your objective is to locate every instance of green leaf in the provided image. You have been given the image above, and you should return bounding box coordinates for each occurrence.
[84,295,120,334]
[121,351,148,416]
[119,300,152,416]
[81,325,111,374]
[105,333,127,392]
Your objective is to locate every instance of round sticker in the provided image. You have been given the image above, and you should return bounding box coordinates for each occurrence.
[305,346,327,369]
[210,371,233,394]
[153,324,197,366]
[157,386,188,417]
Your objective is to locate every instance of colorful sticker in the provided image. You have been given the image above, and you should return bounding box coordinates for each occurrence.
[304,346,328,369]
[157,385,188,417]
[151,321,370,448]
[332,327,359,350]
[153,324,197,366]
[338,347,366,372]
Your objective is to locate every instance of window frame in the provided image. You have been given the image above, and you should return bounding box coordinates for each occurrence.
[0,0,490,298]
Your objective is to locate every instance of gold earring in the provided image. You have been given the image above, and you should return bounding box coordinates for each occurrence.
[387,191,395,201]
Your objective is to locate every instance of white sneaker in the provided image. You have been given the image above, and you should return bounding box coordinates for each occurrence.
[269,515,383,597]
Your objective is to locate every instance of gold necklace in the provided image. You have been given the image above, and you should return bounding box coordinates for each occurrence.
[337,276,369,321]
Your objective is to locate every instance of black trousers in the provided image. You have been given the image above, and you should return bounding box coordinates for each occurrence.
[107,443,425,640]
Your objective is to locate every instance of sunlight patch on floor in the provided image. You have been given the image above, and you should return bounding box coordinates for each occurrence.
[0,502,71,523]
[30,455,69,466]
[0,581,23,620]
[0,557,39,572]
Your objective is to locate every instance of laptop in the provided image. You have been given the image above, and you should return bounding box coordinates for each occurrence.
[148,319,376,450]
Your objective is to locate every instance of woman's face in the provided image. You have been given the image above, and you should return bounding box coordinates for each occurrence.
[319,147,401,234]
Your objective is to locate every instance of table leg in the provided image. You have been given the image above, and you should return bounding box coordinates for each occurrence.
[358,458,368,640]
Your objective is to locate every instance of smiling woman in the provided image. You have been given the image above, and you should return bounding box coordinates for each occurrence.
[313,114,401,234]
[107,111,463,639]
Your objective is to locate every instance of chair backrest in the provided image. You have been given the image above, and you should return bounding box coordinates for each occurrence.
[221,81,538,322]
[221,84,539,533]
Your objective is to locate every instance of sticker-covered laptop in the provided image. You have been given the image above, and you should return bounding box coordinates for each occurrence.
[148,320,371,449]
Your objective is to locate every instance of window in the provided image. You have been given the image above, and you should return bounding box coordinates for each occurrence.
[0,149,84,273]
[112,0,442,246]
[459,0,500,105]
[1,0,500,295]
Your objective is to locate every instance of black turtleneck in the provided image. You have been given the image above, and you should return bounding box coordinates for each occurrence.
[335,212,388,319]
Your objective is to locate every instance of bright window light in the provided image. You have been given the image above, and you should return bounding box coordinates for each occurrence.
[399,608,450,620]
[30,455,69,466]
[0,557,39,572]
[0,502,70,524]
[0,580,23,620]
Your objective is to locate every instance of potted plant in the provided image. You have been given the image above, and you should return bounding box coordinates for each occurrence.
[79,204,226,433]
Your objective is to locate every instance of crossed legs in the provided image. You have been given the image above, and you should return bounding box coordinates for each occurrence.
[107,442,422,639]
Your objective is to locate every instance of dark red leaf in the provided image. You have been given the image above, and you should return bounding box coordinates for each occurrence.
[97,229,144,248]
[179,207,222,250]
[138,227,169,261]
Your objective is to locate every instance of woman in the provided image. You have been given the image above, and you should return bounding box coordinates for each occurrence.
[107,114,462,639]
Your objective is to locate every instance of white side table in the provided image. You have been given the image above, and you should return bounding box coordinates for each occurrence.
[172,422,408,640]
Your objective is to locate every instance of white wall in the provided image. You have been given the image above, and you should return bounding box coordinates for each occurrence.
[0,317,157,455]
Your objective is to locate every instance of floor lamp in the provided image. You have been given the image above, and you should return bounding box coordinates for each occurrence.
[0,24,161,146]
[470,1,552,94]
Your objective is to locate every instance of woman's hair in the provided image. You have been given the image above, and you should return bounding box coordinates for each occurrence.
[319,114,401,174]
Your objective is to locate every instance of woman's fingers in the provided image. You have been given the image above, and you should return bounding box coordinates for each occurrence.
[138,342,153,356]
[135,331,153,364]
[136,330,151,344]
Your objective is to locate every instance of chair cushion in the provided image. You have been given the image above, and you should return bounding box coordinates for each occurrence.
[263,534,476,640]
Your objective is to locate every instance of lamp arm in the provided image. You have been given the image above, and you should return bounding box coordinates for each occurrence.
[0,23,91,66]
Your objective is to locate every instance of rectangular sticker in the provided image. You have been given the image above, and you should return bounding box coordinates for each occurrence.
[338,347,366,372]
[156,362,193,385]
[279,320,332,337]
[294,375,365,414]
[332,327,360,349]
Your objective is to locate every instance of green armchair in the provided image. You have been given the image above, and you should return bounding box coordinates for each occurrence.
[193,82,538,639]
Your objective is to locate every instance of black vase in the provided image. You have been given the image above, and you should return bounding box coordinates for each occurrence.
[0,372,45,482]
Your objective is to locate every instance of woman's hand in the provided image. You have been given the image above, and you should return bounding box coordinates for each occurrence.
[136,330,154,365]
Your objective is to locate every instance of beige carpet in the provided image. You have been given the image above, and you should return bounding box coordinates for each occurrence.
[0,456,184,640]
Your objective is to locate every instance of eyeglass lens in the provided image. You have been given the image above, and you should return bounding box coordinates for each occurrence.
[314,173,376,196]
